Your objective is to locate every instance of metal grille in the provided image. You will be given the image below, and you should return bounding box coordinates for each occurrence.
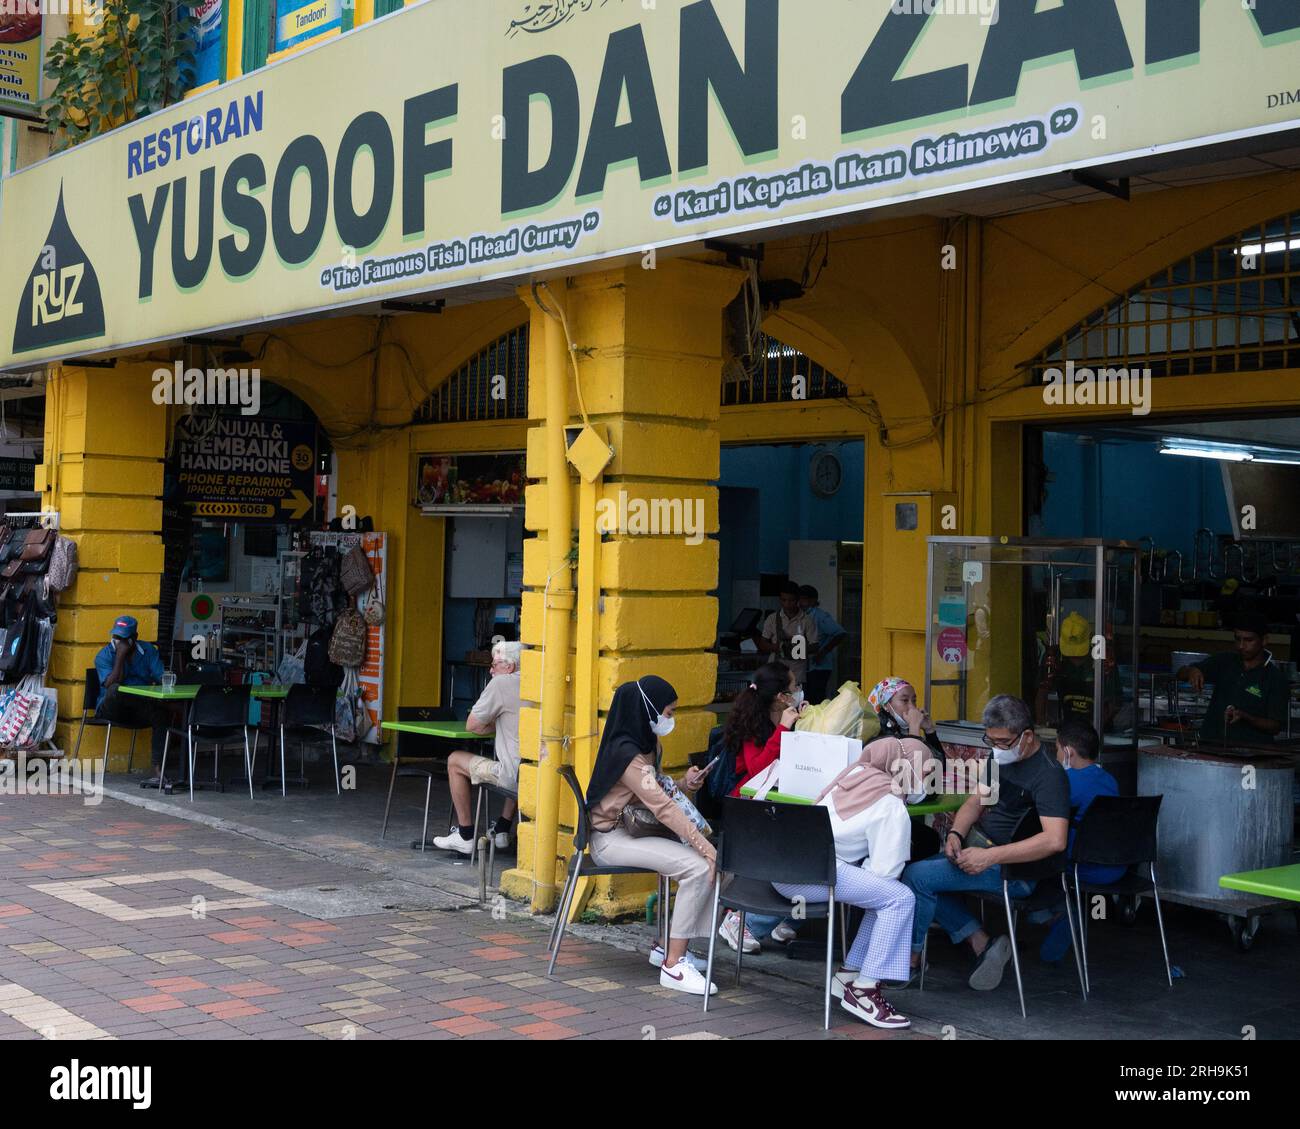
[1027,210,1300,383]
[722,334,849,406]
[414,324,530,423]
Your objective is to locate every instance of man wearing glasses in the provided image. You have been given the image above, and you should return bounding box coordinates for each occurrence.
[1175,611,1286,746]
[899,695,1069,992]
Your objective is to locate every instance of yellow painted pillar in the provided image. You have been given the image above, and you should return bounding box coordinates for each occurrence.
[502,259,742,919]
[38,364,166,770]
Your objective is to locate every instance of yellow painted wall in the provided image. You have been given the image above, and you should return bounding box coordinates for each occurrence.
[28,103,1300,921]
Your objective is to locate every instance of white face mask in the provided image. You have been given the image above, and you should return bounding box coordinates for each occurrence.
[650,714,676,738]
[992,734,1024,766]
[637,682,675,738]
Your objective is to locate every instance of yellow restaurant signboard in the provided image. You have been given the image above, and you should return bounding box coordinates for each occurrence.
[4,0,1300,369]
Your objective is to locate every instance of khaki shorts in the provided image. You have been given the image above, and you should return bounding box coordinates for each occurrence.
[466,755,503,787]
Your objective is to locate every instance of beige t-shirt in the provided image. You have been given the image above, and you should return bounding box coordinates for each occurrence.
[470,672,521,787]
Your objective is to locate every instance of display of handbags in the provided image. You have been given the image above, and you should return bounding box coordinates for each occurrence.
[0,519,62,749]
[298,546,346,625]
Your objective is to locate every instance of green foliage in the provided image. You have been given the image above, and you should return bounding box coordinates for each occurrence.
[43,0,198,151]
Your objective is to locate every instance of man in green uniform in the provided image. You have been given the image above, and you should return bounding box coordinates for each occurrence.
[1176,612,1288,744]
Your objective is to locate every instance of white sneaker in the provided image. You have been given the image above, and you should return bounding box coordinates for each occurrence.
[649,946,698,970]
[770,921,798,944]
[490,829,512,851]
[660,960,717,996]
[719,911,761,954]
[431,829,474,856]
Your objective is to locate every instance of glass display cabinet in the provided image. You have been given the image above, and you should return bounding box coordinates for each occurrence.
[924,537,1142,762]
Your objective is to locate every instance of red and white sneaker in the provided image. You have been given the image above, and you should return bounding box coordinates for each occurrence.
[841,983,911,1029]
[660,959,718,996]
[830,968,857,1000]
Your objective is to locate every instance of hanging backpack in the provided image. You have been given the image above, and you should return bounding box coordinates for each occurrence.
[47,536,79,594]
[340,543,373,597]
[304,624,344,689]
[706,725,740,806]
[0,610,38,681]
[327,609,367,669]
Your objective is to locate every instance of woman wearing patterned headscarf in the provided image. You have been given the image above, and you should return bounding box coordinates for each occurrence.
[868,678,946,765]
[868,677,947,866]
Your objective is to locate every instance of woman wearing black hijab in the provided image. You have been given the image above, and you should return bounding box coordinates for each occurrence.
[587,676,719,996]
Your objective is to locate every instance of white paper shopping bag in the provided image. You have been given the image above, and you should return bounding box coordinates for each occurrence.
[779,731,859,799]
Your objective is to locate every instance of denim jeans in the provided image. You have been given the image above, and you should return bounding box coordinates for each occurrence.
[901,853,1035,953]
[738,912,787,939]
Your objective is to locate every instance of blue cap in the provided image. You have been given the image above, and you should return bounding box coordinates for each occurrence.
[111,615,138,639]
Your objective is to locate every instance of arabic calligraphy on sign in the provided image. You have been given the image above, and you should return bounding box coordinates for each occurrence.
[507,0,618,36]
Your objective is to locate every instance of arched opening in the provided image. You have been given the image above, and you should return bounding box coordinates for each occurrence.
[408,328,530,712]
[1026,209,1300,383]
[158,380,334,675]
[1021,211,1300,747]
[412,325,530,424]
[716,334,863,706]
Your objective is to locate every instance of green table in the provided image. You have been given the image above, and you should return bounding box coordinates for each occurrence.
[119,684,292,701]
[381,719,492,850]
[120,683,314,792]
[1219,864,1300,903]
[738,784,969,816]
[381,719,488,742]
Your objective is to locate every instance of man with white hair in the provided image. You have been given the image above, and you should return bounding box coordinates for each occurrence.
[433,640,521,856]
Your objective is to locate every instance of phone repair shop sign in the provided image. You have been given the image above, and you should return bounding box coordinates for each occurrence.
[4,0,1300,368]
[0,456,36,491]
[174,416,316,523]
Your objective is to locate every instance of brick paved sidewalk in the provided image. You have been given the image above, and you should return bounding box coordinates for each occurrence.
[0,794,945,1041]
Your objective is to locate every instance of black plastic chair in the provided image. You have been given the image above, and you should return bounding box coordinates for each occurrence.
[160,685,254,803]
[182,661,229,686]
[930,808,1087,1017]
[547,766,670,977]
[267,684,340,796]
[704,797,839,1029]
[72,668,151,772]
[381,706,458,844]
[1069,794,1170,992]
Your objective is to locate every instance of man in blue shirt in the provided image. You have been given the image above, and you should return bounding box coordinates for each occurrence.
[799,585,847,704]
[94,615,169,777]
[1039,718,1124,962]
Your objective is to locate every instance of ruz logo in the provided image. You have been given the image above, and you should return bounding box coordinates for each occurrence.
[12,184,105,354]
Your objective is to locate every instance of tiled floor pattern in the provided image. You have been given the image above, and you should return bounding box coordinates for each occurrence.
[0,797,937,1041]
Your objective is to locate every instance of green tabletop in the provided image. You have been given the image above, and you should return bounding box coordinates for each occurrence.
[381,720,489,741]
[119,683,294,701]
[739,785,969,815]
[1219,864,1300,903]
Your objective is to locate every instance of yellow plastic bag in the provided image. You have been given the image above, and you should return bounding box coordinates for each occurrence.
[795,681,864,739]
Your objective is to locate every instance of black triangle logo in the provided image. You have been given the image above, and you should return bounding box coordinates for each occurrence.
[11,183,106,355]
